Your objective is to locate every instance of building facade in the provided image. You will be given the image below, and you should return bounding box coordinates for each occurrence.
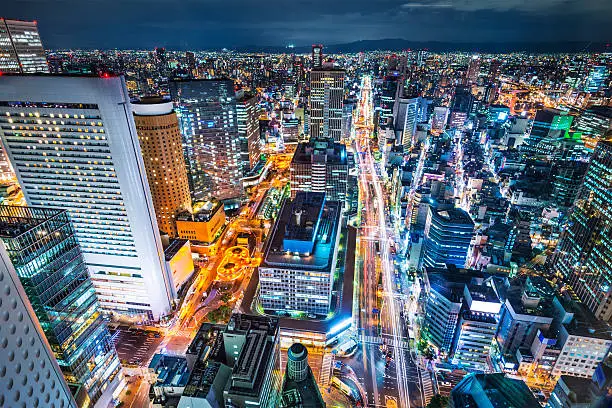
[170,79,244,203]
[0,75,174,321]
[551,140,612,321]
[0,241,78,408]
[132,97,192,237]
[0,18,48,73]
[0,206,122,406]
[290,138,348,203]
[423,207,475,269]
[309,69,345,141]
[236,92,261,175]
[259,192,342,316]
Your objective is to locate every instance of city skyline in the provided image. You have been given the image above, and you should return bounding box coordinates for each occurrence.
[2,0,612,51]
[0,10,611,408]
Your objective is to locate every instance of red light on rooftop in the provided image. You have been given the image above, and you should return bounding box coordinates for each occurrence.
[101,72,110,78]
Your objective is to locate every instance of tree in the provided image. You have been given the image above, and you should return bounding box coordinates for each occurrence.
[426,394,449,408]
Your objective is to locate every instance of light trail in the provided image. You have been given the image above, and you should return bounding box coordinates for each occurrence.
[355,75,411,407]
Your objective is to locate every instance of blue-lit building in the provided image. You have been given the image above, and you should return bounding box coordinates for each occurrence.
[0,206,123,406]
[584,65,608,93]
[551,140,612,321]
[423,207,475,269]
[259,192,342,316]
[170,79,244,203]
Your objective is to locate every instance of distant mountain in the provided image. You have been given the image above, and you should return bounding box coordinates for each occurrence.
[232,39,610,54]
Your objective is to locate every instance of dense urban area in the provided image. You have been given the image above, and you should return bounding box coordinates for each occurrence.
[0,16,611,408]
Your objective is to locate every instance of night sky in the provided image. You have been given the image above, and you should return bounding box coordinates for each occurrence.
[5,0,612,50]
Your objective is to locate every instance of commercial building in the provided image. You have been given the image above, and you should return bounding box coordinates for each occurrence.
[311,44,323,69]
[423,207,475,269]
[394,96,424,151]
[550,160,589,210]
[522,108,573,157]
[176,200,225,244]
[548,363,612,408]
[574,106,612,139]
[551,298,612,379]
[170,79,244,203]
[259,192,342,316]
[290,138,348,203]
[449,373,538,408]
[148,354,191,407]
[432,106,449,133]
[0,241,78,408]
[236,91,261,175]
[178,314,282,408]
[0,18,48,73]
[452,285,502,371]
[465,56,480,85]
[0,206,123,406]
[0,75,174,321]
[280,343,326,408]
[309,68,345,141]
[496,276,556,356]
[132,96,192,237]
[550,140,612,321]
[422,267,469,354]
[449,86,474,129]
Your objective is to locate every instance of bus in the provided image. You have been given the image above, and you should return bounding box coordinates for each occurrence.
[337,339,358,356]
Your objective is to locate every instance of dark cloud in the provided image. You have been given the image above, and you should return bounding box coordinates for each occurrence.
[3,0,611,49]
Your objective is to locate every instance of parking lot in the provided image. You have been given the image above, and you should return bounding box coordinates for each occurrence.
[109,326,163,367]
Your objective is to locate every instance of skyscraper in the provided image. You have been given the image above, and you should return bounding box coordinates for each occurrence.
[311,44,323,69]
[132,96,192,237]
[236,91,261,175]
[550,139,612,321]
[310,67,345,141]
[0,205,122,406]
[465,55,480,85]
[170,79,244,203]
[0,241,78,408]
[423,207,475,269]
[450,373,538,408]
[0,18,48,73]
[290,138,348,203]
[522,108,573,157]
[0,75,174,321]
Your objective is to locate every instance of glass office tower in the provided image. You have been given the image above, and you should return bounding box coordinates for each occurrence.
[551,140,612,321]
[0,205,122,406]
[170,79,244,203]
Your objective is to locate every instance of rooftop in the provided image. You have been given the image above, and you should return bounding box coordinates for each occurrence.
[0,206,66,239]
[164,239,189,261]
[292,138,348,165]
[262,192,341,272]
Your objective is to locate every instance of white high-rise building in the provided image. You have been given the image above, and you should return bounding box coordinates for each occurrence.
[0,18,49,73]
[0,75,173,321]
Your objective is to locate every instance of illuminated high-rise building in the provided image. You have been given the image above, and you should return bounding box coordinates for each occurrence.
[465,55,480,85]
[290,137,348,203]
[522,108,573,157]
[311,44,323,69]
[0,75,174,321]
[236,91,261,175]
[550,139,612,321]
[170,79,244,203]
[0,241,79,408]
[0,18,48,73]
[132,96,192,237]
[584,65,608,93]
[423,207,475,269]
[309,65,345,141]
[574,105,612,139]
[0,206,123,407]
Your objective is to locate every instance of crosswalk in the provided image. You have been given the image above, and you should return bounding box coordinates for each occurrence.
[420,367,435,405]
[361,334,411,350]
[320,353,334,385]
